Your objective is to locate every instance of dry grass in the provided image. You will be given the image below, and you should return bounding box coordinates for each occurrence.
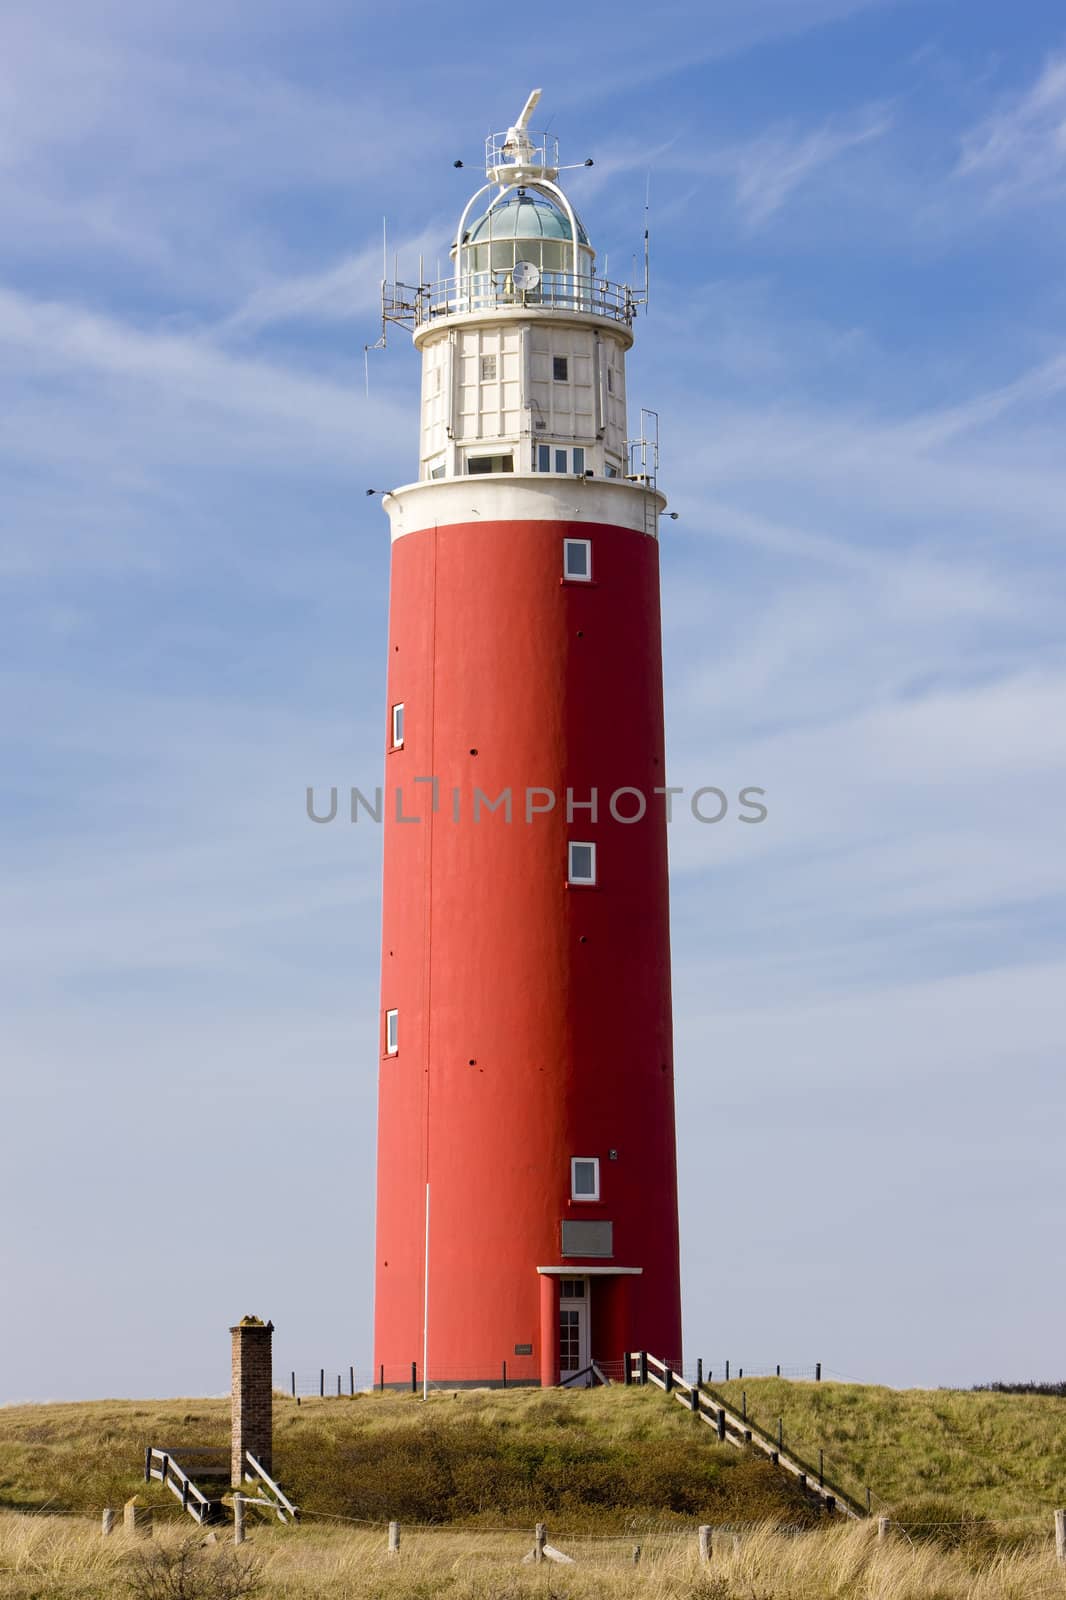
[2,1511,1066,1600]
[710,1380,1066,1533]
[0,1389,809,1530]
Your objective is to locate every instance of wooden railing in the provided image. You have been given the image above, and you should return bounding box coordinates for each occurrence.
[626,1353,865,1520]
[144,1448,224,1525]
[243,1451,299,1523]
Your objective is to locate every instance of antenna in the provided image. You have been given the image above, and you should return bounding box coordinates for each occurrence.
[643,173,651,311]
[364,215,389,396]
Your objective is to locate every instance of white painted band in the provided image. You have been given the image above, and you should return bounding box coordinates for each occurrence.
[382,475,666,541]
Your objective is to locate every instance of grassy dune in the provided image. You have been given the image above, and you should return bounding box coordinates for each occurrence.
[711,1379,1066,1532]
[2,1512,1066,1600]
[0,1387,810,1531]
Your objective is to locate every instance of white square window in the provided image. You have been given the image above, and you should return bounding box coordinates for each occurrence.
[568,841,596,885]
[480,354,497,381]
[571,1158,600,1201]
[391,703,404,748]
[563,539,591,582]
[385,1009,398,1055]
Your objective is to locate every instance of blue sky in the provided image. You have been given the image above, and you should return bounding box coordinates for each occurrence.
[2,0,1065,1402]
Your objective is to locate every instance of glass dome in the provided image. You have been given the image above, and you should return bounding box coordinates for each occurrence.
[467,193,590,246]
[459,190,594,279]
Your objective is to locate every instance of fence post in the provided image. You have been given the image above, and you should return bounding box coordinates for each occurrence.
[776,1364,780,1377]
[502,1360,507,1389]
[319,1369,324,1397]
[716,1408,726,1442]
[101,1508,115,1537]
[350,1366,354,1396]
[1055,1510,1065,1565]
[124,1498,152,1537]
[337,1374,341,1396]
[233,1493,245,1546]
[698,1525,712,1562]
[534,1523,547,1563]
[411,1362,417,1394]
[639,1351,648,1386]
[819,1449,824,1487]
[743,1429,752,1445]
[664,1364,673,1394]
[379,1364,384,1392]
[291,1372,296,1398]
[388,1521,400,1556]
[689,1382,699,1413]
[739,1368,743,1379]
[632,1544,641,1565]
[816,1362,822,1382]
[877,1517,890,1540]
[725,1360,729,1380]
[143,1447,151,1483]
[696,1358,703,1389]
[623,1352,631,1386]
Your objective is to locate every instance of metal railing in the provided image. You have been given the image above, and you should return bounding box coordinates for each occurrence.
[384,271,640,331]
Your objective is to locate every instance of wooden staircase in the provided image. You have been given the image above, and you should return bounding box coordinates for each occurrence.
[144,1446,298,1526]
[628,1353,865,1520]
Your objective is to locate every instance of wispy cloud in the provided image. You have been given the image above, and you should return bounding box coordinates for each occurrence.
[957,53,1066,202]
[724,107,894,224]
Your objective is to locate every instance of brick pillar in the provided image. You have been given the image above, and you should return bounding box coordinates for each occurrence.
[230,1316,274,1487]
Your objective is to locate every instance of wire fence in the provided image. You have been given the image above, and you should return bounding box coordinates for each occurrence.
[280,1359,825,1397]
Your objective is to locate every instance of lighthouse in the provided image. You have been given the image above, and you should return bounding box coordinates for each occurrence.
[372,92,682,1388]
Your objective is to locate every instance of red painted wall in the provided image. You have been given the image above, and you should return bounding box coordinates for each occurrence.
[373,515,682,1384]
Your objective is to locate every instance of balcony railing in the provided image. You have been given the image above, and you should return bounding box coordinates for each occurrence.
[383,271,641,331]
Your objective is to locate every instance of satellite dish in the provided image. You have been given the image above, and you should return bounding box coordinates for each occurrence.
[512,260,541,292]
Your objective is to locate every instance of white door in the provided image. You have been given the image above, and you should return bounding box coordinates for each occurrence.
[558,1277,589,1381]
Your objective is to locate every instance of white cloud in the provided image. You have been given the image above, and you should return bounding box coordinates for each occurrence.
[725,108,894,224]
[958,53,1066,202]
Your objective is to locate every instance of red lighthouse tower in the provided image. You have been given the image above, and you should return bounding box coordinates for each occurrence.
[373,92,681,1388]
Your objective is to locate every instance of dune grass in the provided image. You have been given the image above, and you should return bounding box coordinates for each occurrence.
[711,1378,1066,1534]
[0,1387,809,1531]
[2,1510,1066,1600]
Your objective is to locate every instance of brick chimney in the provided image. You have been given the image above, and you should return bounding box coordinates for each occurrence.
[230,1316,274,1487]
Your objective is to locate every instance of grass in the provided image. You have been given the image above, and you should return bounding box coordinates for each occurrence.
[3,1511,1066,1599]
[0,1388,812,1531]
[710,1379,1066,1534]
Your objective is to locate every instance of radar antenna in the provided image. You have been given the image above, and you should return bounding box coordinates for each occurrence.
[501,89,542,166]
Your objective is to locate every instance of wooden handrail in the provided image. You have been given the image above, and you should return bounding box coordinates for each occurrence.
[244,1451,298,1523]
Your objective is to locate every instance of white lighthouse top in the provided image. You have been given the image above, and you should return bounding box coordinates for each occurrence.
[379,91,646,335]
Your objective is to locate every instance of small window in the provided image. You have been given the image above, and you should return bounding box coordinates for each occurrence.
[385,1009,398,1055]
[571,1158,600,1202]
[430,464,446,480]
[572,447,585,474]
[468,454,514,474]
[391,703,404,749]
[553,356,568,381]
[555,448,567,473]
[607,368,614,393]
[480,354,497,381]
[604,463,619,479]
[568,841,596,885]
[538,444,551,472]
[563,539,591,582]
[560,1278,586,1298]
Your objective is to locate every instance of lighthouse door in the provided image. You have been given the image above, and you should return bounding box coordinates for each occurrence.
[558,1278,590,1381]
